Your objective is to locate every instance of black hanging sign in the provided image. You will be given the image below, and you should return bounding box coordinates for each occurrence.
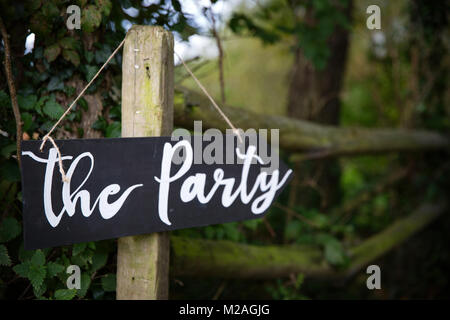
[20,136,292,249]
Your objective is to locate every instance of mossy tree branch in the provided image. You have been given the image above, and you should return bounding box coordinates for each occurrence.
[174,87,449,157]
[170,202,446,279]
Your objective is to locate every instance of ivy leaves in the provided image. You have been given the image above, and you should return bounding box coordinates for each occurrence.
[92,114,121,138]
[17,95,37,111]
[44,37,82,67]
[44,44,61,63]
[39,2,111,66]
[0,217,22,243]
[43,98,65,120]
[82,5,103,33]
[65,241,114,300]
[16,93,65,136]
[0,213,113,299]
[0,217,22,267]
[62,49,81,67]
[279,206,350,267]
[47,261,65,278]
[54,288,77,300]
[9,239,114,300]
[101,274,116,292]
[13,250,46,294]
[0,245,11,266]
[0,0,198,301]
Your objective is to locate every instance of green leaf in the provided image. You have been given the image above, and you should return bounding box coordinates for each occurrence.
[21,112,33,132]
[105,122,121,138]
[31,250,46,266]
[72,242,87,256]
[41,2,59,18]
[109,105,121,119]
[15,250,49,292]
[82,5,102,33]
[78,97,88,111]
[85,65,98,82]
[95,46,111,64]
[71,249,93,268]
[54,288,77,300]
[19,244,35,262]
[95,0,112,16]
[13,261,31,278]
[33,281,47,298]
[64,86,76,97]
[28,264,46,290]
[62,49,80,67]
[40,121,54,132]
[1,144,16,158]
[17,95,37,110]
[324,240,347,266]
[77,273,91,298]
[0,244,11,266]
[47,76,64,92]
[92,116,107,130]
[101,274,116,292]
[43,99,64,119]
[91,251,108,272]
[58,37,78,51]
[85,51,94,63]
[35,96,48,116]
[47,262,65,278]
[0,217,22,242]
[44,44,61,62]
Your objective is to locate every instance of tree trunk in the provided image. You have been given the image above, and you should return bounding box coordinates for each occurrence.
[287,1,353,211]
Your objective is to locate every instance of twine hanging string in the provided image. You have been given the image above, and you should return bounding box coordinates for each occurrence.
[40,38,126,154]
[41,36,242,183]
[39,38,125,183]
[44,136,70,182]
[174,51,243,144]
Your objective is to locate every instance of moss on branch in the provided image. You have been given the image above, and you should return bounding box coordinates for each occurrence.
[170,202,446,279]
[174,87,449,156]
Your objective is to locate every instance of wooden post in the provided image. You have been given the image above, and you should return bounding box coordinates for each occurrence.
[116,25,174,300]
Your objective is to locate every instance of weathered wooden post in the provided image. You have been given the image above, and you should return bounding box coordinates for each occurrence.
[116,25,174,300]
